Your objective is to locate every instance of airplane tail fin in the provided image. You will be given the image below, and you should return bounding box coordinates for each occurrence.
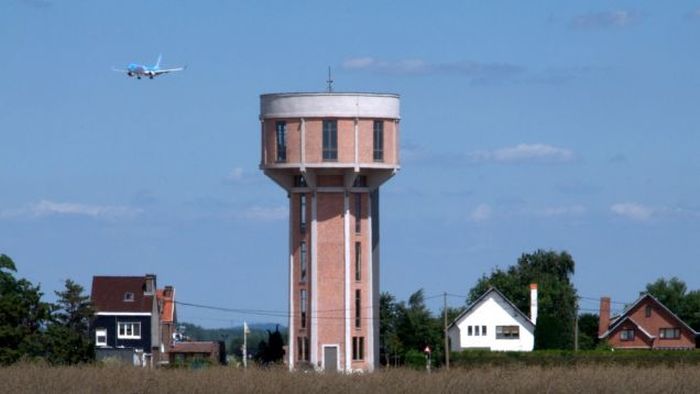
[155,54,162,69]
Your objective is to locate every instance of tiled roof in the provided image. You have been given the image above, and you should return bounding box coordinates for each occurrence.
[91,276,155,313]
[157,287,176,323]
[170,341,218,354]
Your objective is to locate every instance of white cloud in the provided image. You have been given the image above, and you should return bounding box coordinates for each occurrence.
[610,202,654,221]
[531,205,586,217]
[1,200,142,220]
[570,10,637,30]
[341,57,523,82]
[225,167,244,182]
[469,144,575,164]
[240,206,288,221]
[470,204,492,222]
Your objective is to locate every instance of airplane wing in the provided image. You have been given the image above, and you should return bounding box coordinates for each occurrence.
[154,66,186,75]
[111,67,130,73]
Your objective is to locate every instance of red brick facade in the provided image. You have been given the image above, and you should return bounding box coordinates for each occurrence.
[599,294,697,350]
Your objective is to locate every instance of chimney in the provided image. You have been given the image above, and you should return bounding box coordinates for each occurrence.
[529,283,538,324]
[598,297,611,338]
[145,274,156,295]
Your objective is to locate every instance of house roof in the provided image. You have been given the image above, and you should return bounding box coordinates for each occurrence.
[448,287,535,331]
[599,293,698,339]
[157,287,176,323]
[170,341,219,354]
[602,315,656,340]
[91,276,155,314]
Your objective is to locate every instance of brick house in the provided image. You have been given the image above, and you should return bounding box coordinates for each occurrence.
[598,294,697,349]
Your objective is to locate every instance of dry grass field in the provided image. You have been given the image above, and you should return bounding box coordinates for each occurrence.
[2,364,700,393]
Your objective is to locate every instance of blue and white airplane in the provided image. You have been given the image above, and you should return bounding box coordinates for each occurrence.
[112,55,185,79]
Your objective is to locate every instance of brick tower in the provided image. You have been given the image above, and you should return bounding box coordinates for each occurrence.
[259,92,400,372]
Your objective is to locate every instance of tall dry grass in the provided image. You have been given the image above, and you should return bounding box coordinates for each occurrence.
[1,363,699,393]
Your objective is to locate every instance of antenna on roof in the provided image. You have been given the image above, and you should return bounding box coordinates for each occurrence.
[326,66,334,93]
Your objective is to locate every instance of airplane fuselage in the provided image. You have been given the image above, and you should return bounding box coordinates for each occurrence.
[127,64,158,79]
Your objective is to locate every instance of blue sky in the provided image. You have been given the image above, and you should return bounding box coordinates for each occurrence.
[2,1,700,326]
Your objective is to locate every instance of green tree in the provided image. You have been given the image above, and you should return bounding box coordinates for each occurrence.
[577,313,600,350]
[44,279,95,364]
[255,325,285,365]
[467,249,578,350]
[379,292,402,366]
[395,289,442,365]
[0,254,52,365]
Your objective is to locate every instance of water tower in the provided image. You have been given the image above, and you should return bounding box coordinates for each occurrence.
[259,92,400,372]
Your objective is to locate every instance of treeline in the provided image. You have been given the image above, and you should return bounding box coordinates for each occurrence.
[179,322,287,364]
[0,254,93,365]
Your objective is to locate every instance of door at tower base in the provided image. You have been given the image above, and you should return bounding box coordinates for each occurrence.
[323,346,339,372]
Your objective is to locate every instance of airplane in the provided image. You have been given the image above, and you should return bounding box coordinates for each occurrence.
[112,55,185,79]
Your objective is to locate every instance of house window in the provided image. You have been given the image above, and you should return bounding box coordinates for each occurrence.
[482,325,487,336]
[117,322,141,339]
[300,289,307,329]
[355,242,361,281]
[322,120,338,160]
[354,193,361,233]
[300,241,307,282]
[475,325,480,336]
[95,328,107,347]
[659,328,681,339]
[645,305,652,318]
[355,289,361,329]
[352,336,365,360]
[467,326,473,336]
[299,194,307,233]
[123,292,134,302]
[276,121,287,162]
[496,325,520,339]
[373,120,384,161]
[297,337,309,361]
[620,329,635,341]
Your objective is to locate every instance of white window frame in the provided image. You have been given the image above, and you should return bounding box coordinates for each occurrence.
[95,328,108,347]
[117,322,142,339]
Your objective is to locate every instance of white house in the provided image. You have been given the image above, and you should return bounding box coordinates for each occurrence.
[448,284,538,352]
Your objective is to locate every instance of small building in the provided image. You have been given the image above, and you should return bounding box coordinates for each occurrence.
[448,284,538,352]
[169,341,226,365]
[598,294,697,349]
[91,274,162,366]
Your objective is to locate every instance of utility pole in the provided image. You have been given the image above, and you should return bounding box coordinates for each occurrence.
[444,292,450,369]
[242,321,250,368]
[574,313,579,351]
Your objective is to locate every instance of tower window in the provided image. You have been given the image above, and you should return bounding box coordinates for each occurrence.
[355,242,361,281]
[300,241,307,282]
[373,120,384,161]
[300,195,306,233]
[297,336,309,361]
[276,121,287,162]
[355,289,361,328]
[354,193,361,233]
[322,120,338,160]
[300,289,307,329]
[352,336,364,360]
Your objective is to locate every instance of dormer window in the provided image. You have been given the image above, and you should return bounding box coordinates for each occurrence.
[123,292,135,302]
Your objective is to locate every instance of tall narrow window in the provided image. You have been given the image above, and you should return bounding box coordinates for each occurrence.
[300,241,307,282]
[300,289,307,329]
[373,120,384,161]
[352,336,365,360]
[276,121,287,162]
[300,194,307,233]
[354,193,361,233]
[297,337,310,361]
[322,120,338,160]
[355,289,361,328]
[355,242,361,281]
